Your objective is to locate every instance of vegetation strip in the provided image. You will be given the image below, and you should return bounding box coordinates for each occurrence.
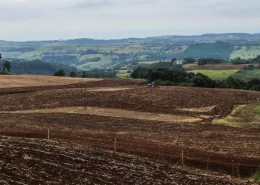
[0,106,202,123]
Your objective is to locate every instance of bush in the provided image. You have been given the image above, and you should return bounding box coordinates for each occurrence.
[53,69,66,76]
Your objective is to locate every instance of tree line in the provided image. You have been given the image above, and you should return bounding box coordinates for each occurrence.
[131,66,260,91]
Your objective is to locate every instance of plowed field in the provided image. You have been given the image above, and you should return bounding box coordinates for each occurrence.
[0,75,260,184]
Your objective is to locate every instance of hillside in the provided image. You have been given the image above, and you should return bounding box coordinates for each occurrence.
[1,33,260,70]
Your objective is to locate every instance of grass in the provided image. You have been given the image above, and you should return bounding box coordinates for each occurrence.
[212,103,260,128]
[190,70,238,80]
[138,61,160,64]
[183,63,198,68]
[253,171,260,182]
[231,46,260,59]
[231,69,260,82]
[116,70,131,78]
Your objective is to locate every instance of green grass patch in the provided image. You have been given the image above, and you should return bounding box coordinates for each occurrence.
[116,70,131,78]
[190,70,238,80]
[231,46,260,60]
[231,69,260,82]
[213,103,260,128]
[253,171,260,181]
[138,61,160,64]
[183,63,198,68]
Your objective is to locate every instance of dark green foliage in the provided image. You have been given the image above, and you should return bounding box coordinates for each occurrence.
[53,69,65,76]
[10,59,77,75]
[250,55,260,63]
[131,66,149,79]
[183,58,196,64]
[69,71,76,77]
[183,42,232,60]
[81,69,116,78]
[243,64,255,70]
[132,67,215,88]
[193,73,216,88]
[150,61,183,69]
[231,57,248,64]
[253,171,260,181]
[3,61,11,73]
[82,71,88,78]
[132,66,260,91]
[198,58,225,65]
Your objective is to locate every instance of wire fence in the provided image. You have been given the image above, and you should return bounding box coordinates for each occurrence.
[1,126,260,178]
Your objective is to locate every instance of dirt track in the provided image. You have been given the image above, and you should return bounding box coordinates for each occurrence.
[0,76,260,183]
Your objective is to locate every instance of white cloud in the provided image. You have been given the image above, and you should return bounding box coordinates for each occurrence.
[0,0,260,40]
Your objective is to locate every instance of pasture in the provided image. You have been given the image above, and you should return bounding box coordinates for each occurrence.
[0,75,259,184]
[231,46,260,60]
[190,69,238,80]
[232,69,260,82]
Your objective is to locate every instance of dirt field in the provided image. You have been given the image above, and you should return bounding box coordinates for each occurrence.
[1,136,250,185]
[0,75,102,88]
[0,75,260,184]
[185,64,249,71]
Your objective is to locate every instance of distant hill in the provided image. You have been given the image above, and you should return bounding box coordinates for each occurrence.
[1,33,260,70]
[9,59,78,75]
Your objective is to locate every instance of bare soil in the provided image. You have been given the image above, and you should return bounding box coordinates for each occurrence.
[0,76,260,183]
[186,64,249,71]
[1,137,249,185]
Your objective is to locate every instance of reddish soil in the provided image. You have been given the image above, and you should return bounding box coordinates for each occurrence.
[186,64,250,71]
[1,137,248,185]
[0,77,260,183]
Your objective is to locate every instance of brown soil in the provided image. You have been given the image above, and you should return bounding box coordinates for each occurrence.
[0,75,102,88]
[0,77,260,183]
[186,64,249,71]
[1,137,248,185]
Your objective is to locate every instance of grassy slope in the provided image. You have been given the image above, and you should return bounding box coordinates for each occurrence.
[231,46,260,59]
[213,103,260,128]
[231,69,260,82]
[190,70,238,80]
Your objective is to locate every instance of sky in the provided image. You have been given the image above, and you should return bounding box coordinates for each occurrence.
[1,0,260,41]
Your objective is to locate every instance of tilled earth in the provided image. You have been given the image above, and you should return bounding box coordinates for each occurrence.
[0,137,253,185]
[0,78,260,183]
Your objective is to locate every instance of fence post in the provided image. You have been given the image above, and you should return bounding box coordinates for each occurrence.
[237,166,240,178]
[47,128,50,141]
[114,137,117,155]
[181,150,184,166]
[85,83,87,110]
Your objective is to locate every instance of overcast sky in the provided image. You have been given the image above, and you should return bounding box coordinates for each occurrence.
[1,0,260,41]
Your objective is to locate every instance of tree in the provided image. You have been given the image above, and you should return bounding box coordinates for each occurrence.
[69,71,76,77]
[53,69,65,76]
[3,61,11,73]
[0,54,2,73]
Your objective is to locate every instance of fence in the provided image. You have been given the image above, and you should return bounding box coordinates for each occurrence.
[1,126,259,178]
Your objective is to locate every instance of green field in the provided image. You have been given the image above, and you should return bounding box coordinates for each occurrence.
[230,46,260,59]
[231,69,260,82]
[116,70,131,78]
[138,61,159,64]
[190,70,238,80]
[183,63,198,68]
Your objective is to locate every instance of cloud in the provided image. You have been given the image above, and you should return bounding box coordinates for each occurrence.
[0,0,260,40]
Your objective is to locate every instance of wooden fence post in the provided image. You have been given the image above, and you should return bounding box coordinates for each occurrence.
[47,128,50,141]
[114,137,117,155]
[181,150,184,166]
